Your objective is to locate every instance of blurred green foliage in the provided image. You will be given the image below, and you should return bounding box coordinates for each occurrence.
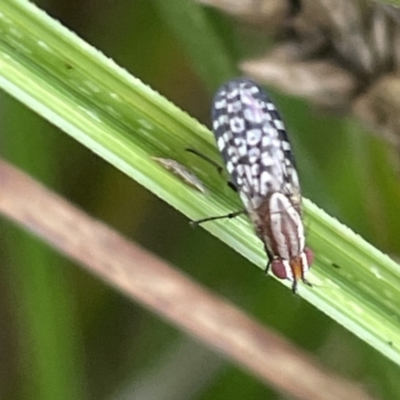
[0,0,399,399]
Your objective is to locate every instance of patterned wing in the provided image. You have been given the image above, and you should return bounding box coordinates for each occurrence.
[211,78,301,209]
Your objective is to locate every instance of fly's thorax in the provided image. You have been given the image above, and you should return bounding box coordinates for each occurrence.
[287,193,302,216]
[255,192,305,260]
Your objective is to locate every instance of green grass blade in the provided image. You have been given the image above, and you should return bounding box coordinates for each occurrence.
[0,0,400,369]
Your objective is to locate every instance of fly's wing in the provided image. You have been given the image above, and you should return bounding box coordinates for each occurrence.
[212,78,301,210]
[273,108,302,208]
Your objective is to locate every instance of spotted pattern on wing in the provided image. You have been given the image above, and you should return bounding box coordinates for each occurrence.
[212,78,300,209]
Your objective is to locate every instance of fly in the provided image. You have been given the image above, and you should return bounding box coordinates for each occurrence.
[194,78,313,293]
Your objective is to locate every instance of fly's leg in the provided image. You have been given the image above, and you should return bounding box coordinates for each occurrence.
[190,210,245,227]
[186,148,237,192]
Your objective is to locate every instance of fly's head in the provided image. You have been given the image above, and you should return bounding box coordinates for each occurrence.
[271,249,314,293]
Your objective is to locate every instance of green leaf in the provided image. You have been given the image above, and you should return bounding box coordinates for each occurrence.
[1,0,400,370]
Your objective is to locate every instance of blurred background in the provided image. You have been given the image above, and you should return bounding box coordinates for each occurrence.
[0,0,399,399]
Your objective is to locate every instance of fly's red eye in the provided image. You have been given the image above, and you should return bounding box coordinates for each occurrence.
[271,260,288,280]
